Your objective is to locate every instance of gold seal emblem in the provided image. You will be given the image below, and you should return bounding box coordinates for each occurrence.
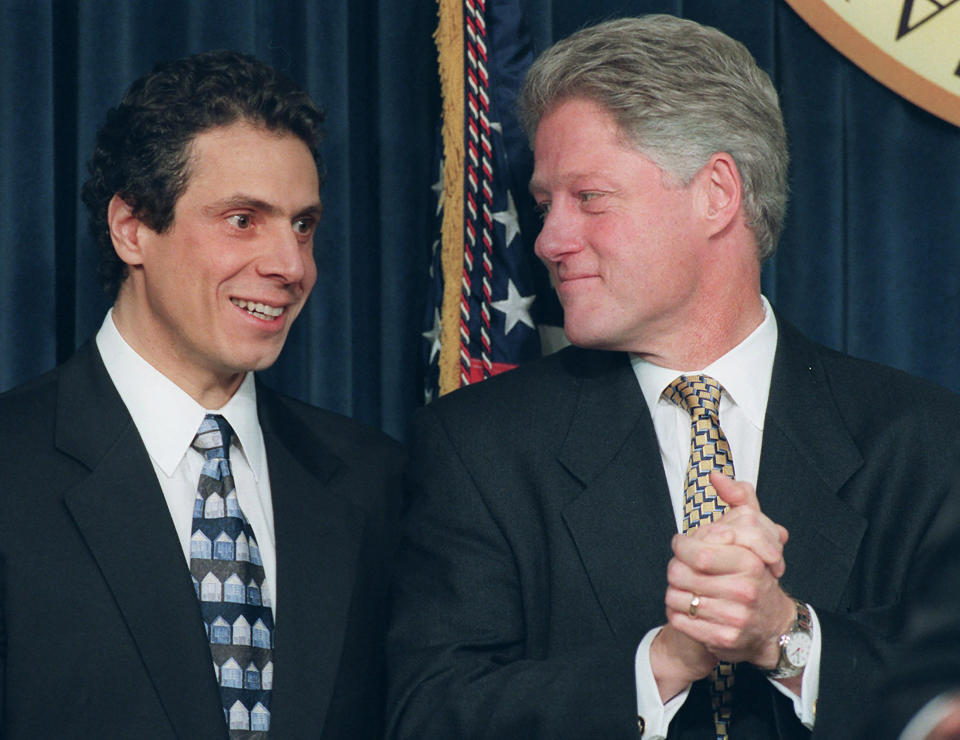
[785,0,960,127]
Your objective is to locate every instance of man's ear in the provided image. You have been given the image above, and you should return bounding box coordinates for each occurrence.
[699,152,743,237]
[107,194,146,267]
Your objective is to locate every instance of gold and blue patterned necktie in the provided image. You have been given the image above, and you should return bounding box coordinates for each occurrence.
[663,375,735,740]
[189,414,274,737]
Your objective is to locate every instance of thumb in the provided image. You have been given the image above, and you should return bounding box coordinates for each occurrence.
[710,471,759,510]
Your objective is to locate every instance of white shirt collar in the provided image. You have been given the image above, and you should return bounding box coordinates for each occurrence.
[630,295,778,428]
[94,309,267,481]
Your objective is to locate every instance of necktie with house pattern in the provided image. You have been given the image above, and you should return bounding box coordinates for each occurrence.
[189,414,274,737]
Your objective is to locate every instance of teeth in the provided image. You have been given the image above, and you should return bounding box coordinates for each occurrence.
[231,298,284,319]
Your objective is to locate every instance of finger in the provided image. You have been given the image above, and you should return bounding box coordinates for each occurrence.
[700,514,785,573]
[667,585,790,664]
[670,534,767,579]
[697,527,736,546]
[709,495,791,570]
[708,505,783,547]
[665,586,723,624]
[776,523,789,547]
[667,607,741,655]
[710,525,784,576]
[711,474,789,546]
[666,558,771,618]
[711,471,759,510]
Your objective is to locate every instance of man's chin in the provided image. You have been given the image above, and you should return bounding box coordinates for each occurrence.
[562,324,618,352]
[225,345,287,375]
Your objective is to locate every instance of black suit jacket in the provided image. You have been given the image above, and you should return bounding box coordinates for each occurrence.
[0,343,403,738]
[861,482,960,738]
[387,318,960,739]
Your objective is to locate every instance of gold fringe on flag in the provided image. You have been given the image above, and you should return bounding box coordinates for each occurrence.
[435,0,464,396]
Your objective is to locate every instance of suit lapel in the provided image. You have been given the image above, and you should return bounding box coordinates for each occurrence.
[257,389,367,737]
[758,320,867,609]
[57,346,228,739]
[557,350,678,639]
[552,321,872,634]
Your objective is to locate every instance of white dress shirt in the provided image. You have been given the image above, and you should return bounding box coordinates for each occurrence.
[630,297,819,737]
[95,310,278,617]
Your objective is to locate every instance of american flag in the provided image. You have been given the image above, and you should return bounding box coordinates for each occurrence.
[423,0,561,401]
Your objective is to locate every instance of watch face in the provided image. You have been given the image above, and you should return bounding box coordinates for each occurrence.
[785,631,813,668]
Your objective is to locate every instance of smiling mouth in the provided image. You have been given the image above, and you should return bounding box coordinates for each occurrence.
[558,274,598,284]
[231,297,285,321]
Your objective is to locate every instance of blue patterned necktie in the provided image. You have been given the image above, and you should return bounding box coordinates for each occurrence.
[663,375,735,740]
[189,414,274,737]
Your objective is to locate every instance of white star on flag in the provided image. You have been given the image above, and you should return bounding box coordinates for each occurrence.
[492,189,520,247]
[422,308,443,363]
[492,279,536,334]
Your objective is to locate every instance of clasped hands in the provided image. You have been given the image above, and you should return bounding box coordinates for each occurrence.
[651,472,799,700]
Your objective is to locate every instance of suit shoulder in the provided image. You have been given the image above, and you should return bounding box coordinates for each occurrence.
[258,384,404,465]
[0,364,59,405]
[817,345,960,411]
[775,317,960,417]
[0,366,59,432]
[425,345,624,416]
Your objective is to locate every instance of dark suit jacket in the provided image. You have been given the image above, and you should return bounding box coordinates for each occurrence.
[862,484,960,738]
[0,343,403,738]
[387,318,960,739]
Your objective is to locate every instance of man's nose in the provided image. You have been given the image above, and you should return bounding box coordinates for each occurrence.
[258,225,309,283]
[534,206,581,264]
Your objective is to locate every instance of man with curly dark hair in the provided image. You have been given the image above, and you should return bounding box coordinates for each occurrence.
[0,49,402,739]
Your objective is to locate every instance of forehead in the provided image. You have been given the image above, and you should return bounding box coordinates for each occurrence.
[183,122,320,199]
[529,98,648,191]
[535,97,623,145]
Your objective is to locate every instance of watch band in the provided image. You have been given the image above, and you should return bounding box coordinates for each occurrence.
[764,599,812,679]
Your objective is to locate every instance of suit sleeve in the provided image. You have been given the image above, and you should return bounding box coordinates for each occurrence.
[386,405,640,740]
[1,550,5,729]
[852,486,960,738]
[812,451,960,737]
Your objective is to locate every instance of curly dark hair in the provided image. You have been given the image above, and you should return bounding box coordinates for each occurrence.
[81,49,325,299]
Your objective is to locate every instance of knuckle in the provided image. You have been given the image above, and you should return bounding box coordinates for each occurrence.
[666,559,685,582]
[733,581,759,605]
[692,548,715,572]
[715,629,738,651]
[728,607,750,631]
[745,558,766,579]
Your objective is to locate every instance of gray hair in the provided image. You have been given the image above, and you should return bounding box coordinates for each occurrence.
[518,15,788,261]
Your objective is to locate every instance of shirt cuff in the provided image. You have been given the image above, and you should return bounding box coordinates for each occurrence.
[899,692,960,740]
[635,626,691,739]
[767,602,821,729]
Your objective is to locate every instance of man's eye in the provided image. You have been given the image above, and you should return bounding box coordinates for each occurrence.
[534,202,551,221]
[293,217,315,235]
[579,192,603,204]
[227,214,252,229]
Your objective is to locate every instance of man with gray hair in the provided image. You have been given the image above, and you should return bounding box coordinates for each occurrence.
[388,14,960,739]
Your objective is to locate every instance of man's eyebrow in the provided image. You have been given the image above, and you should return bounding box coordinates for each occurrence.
[529,171,616,196]
[296,202,324,220]
[201,194,323,219]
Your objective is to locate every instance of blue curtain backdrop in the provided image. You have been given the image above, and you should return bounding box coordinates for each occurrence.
[2,0,959,441]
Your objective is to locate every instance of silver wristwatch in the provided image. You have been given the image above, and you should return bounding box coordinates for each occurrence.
[765,599,813,679]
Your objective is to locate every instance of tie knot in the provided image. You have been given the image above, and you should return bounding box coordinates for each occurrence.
[191,414,234,458]
[663,375,724,416]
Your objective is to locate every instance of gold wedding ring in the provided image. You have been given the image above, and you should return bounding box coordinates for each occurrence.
[689,594,701,618]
